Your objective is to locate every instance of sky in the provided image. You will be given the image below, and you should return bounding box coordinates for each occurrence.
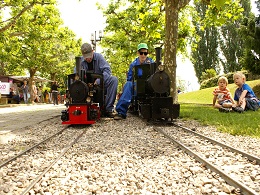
[57,0,259,92]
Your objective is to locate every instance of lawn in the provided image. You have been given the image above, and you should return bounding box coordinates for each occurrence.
[178,80,260,138]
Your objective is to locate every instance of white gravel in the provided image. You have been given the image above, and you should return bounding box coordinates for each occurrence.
[0,114,259,194]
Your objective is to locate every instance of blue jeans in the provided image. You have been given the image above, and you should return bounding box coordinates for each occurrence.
[23,92,28,104]
[104,76,118,112]
[115,81,133,117]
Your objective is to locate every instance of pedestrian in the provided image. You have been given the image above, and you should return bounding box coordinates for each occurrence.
[9,87,20,104]
[38,86,43,103]
[51,81,59,105]
[79,43,118,117]
[114,43,154,120]
[31,81,38,103]
[232,72,260,113]
[21,80,29,104]
[43,90,49,103]
[212,76,235,112]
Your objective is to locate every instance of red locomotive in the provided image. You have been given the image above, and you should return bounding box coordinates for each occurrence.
[61,57,105,125]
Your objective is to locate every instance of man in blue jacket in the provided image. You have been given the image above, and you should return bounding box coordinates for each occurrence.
[80,43,118,117]
[114,43,154,120]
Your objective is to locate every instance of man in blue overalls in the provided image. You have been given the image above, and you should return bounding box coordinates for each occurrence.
[80,43,118,117]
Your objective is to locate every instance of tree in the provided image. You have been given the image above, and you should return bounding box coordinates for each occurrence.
[0,0,56,33]
[1,1,81,101]
[164,0,243,101]
[99,0,244,102]
[218,0,252,73]
[98,0,192,92]
[191,1,220,83]
[239,0,260,74]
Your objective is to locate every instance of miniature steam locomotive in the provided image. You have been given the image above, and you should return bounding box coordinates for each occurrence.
[61,47,179,125]
[61,57,105,125]
[130,47,180,122]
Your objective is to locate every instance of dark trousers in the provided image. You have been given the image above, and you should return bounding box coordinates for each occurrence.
[52,91,58,105]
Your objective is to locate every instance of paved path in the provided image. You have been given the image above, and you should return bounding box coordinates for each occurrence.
[0,104,66,134]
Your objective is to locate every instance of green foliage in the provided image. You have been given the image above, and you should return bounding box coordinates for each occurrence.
[202,0,244,26]
[200,68,216,82]
[0,0,81,90]
[98,0,192,89]
[191,2,221,82]
[199,70,256,89]
[191,0,253,84]
[239,12,260,74]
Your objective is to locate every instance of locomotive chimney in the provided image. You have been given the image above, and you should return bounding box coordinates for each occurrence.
[155,47,162,66]
[75,56,81,75]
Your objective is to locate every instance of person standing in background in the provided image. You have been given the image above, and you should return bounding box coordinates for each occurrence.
[31,81,38,103]
[38,86,43,103]
[51,81,59,105]
[43,90,49,103]
[21,80,29,104]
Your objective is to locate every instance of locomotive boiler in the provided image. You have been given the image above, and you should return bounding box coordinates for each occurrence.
[130,47,180,122]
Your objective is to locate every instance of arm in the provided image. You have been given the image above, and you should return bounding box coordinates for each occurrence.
[127,62,135,81]
[213,95,217,106]
[95,53,111,82]
[239,90,248,105]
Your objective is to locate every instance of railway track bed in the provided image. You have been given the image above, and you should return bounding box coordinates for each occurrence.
[0,114,260,194]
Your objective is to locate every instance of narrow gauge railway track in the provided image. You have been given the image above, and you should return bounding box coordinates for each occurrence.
[20,129,86,195]
[0,126,87,194]
[0,116,67,166]
[154,125,260,195]
[0,115,61,136]
[0,125,69,169]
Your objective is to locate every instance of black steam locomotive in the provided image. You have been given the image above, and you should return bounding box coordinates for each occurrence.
[130,47,180,122]
[61,47,179,125]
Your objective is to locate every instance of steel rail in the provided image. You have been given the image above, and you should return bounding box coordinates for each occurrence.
[173,124,260,165]
[20,129,86,195]
[0,115,60,136]
[154,126,259,195]
[0,126,69,169]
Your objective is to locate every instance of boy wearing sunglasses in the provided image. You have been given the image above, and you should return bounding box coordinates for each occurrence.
[114,43,154,120]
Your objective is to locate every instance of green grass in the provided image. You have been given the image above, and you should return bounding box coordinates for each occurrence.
[178,80,260,138]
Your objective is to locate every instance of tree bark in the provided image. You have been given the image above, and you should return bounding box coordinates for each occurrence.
[164,0,190,103]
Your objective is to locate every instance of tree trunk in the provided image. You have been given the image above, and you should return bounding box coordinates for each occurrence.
[164,0,179,103]
[164,0,190,103]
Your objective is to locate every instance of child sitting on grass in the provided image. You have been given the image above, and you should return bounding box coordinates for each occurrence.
[232,72,260,113]
[213,76,235,112]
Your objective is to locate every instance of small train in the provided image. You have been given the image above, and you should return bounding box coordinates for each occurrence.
[130,47,180,122]
[61,56,105,125]
[61,47,180,125]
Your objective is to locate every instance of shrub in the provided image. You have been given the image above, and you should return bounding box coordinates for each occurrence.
[252,85,260,98]
[200,70,259,89]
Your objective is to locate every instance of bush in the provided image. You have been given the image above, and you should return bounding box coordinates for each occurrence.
[252,85,260,98]
[200,70,259,89]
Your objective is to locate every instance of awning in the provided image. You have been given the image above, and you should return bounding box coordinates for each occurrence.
[9,76,53,82]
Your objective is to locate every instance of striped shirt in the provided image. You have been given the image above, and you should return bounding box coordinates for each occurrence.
[212,87,232,103]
